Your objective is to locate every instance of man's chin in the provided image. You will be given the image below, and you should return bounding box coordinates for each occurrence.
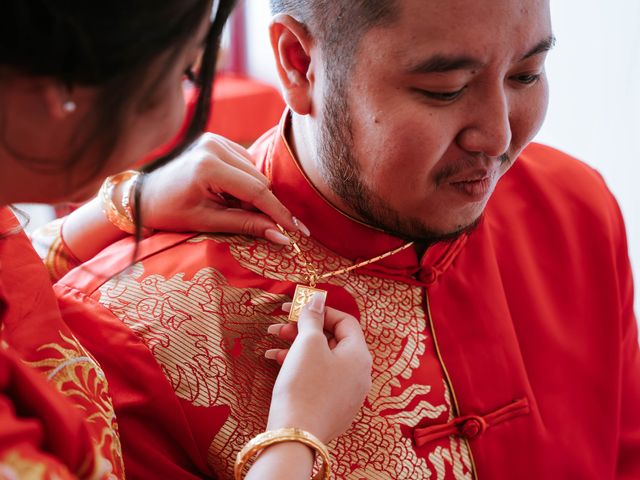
[425,216,483,243]
[370,213,483,245]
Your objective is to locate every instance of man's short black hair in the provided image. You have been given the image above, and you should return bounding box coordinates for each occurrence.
[270,1,397,71]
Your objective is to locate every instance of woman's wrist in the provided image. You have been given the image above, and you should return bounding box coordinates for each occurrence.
[62,171,153,264]
[236,428,330,480]
[267,405,328,444]
[99,170,151,235]
[61,196,128,262]
[244,441,314,480]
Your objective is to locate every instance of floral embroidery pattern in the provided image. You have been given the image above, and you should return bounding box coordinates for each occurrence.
[27,333,123,480]
[0,450,72,480]
[99,233,473,479]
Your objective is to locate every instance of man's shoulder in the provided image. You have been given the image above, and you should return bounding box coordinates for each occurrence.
[487,142,625,248]
[57,232,275,296]
[515,142,607,190]
[494,142,617,216]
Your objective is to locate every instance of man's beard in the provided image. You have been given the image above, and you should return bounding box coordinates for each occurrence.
[316,85,481,245]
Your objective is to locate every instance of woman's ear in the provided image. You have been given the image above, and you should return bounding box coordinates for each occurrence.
[269,14,316,115]
[41,81,76,119]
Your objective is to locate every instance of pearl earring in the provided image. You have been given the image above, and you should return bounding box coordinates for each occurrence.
[62,100,77,113]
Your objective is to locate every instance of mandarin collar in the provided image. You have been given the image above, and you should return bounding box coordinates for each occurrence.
[259,111,468,285]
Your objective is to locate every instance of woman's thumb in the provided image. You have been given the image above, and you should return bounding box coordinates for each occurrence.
[296,293,327,335]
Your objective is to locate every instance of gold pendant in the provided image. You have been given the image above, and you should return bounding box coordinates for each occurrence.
[288,284,328,322]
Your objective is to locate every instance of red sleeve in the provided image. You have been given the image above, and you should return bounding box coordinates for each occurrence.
[0,348,95,480]
[610,196,640,478]
[55,283,217,480]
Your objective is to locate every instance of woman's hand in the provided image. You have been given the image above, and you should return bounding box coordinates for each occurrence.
[55,133,308,270]
[264,294,372,444]
[141,132,308,244]
[243,295,370,479]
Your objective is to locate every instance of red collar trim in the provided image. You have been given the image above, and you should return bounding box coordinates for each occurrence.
[258,111,468,283]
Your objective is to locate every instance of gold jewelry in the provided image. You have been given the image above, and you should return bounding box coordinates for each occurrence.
[234,428,330,480]
[277,225,414,322]
[100,171,137,234]
[34,217,81,283]
[120,173,139,224]
[99,170,152,235]
[62,100,77,113]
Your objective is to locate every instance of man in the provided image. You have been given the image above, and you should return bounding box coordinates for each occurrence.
[55,0,640,478]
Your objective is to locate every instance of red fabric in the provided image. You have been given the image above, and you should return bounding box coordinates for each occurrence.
[205,75,285,145]
[0,347,88,479]
[0,210,88,478]
[0,207,124,479]
[55,285,210,480]
[141,75,285,165]
[224,3,247,75]
[56,112,640,479]
[413,398,530,446]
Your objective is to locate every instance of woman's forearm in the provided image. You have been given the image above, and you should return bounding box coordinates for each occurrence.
[61,196,127,262]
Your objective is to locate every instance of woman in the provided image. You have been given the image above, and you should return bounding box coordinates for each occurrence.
[0,1,371,478]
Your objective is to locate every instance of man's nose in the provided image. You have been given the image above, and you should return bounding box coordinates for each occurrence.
[456,87,512,158]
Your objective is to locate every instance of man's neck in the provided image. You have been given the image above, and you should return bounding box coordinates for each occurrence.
[288,114,365,224]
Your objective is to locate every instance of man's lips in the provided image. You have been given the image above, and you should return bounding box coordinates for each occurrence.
[448,170,495,200]
[447,169,492,184]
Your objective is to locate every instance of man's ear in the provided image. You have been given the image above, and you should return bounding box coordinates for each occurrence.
[269,14,315,115]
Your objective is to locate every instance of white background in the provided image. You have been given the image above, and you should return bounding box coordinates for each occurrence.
[244,0,640,315]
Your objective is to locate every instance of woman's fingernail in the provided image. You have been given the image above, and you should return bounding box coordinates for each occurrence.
[281,302,292,313]
[308,293,325,314]
[265,228,291,246]
[267,324,283,335]
[292,217,311,237]
[265,349,279,360]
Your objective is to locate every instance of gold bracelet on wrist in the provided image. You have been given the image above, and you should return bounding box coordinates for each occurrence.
[234,428,331,480]
[120,174,138,224]
[99,170,152,236]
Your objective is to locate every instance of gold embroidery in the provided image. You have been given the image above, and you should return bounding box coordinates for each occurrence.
[0,450,68,480]
[100,266,287,410]
[30,218,81,283]
[26,332,123,480]
[99,233,473,479]
[428,384,473,480]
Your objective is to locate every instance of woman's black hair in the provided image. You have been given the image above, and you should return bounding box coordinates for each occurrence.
[0,0,237,245]
[133,0,238,243]
[0,0,236,178]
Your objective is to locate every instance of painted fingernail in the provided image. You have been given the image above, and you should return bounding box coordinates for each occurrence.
[308,293,325,314]
[292,217,311,237]
[267,324,283,335]
[265,228,291,246]
[265,349,279,360]
[281,302,292,313]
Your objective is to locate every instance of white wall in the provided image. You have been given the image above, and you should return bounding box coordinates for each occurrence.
[535,1,640,315]
[245,0,640,315]
[245,0,280,85]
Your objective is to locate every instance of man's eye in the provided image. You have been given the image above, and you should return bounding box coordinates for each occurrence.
[513,73,541,85]
[416,87,466,102]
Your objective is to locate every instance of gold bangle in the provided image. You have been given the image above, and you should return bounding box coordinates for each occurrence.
[99,171,137,234]
[120,174,138,224]
[234,428,331,480]
[99,170,153,236]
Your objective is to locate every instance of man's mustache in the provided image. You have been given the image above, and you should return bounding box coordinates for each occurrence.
[434,152,511,186]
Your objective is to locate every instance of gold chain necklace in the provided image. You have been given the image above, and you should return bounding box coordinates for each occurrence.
[277,226,414,322]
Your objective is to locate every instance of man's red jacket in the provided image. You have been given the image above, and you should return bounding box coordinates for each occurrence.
[56,114,640,479]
